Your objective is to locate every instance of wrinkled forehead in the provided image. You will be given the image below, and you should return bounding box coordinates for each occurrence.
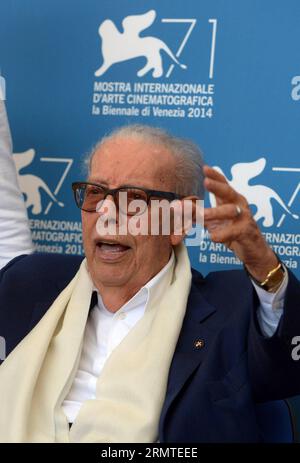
[89,137,176,190]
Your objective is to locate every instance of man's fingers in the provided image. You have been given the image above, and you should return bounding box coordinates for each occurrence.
[204,165,249,207]
[203,165,254,251]
[204,177,238,204]
[203,165,228,184]
[204,204,243,222]
[208,225,240,244]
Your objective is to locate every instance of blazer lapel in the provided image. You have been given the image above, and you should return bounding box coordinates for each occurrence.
[159,274,217,439]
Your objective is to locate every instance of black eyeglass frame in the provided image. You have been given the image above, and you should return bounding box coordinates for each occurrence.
[72,181,183,213]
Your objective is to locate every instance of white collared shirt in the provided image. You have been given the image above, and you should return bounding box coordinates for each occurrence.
[253,267,288,337]
[62,254,288,424]
[62,251,175,423]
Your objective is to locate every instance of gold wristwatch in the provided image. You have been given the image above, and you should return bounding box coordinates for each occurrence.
[246,261,285,292]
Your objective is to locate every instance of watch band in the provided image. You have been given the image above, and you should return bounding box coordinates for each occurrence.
[244,260,285,292]
[260,262,282,287]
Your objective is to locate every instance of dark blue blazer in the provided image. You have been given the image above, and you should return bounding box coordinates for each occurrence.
[0,254,300,442]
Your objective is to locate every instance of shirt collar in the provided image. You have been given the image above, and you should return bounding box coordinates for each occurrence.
[95,249,175,315]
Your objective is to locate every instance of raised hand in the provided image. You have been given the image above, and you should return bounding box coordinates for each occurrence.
[203,165,279,282]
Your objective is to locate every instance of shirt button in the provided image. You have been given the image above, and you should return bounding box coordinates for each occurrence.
[117,312,126,320]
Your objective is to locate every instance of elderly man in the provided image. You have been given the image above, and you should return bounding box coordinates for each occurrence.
[0,124,299,443]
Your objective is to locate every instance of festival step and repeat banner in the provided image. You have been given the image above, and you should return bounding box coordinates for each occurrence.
[0,0,299,276]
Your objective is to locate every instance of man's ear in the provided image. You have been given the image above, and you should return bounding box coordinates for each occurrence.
[170,196,202,246]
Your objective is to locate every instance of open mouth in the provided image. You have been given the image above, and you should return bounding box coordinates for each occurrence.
[96,239,131,260]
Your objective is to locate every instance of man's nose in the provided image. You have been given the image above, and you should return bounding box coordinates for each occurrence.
[96,195,117,222]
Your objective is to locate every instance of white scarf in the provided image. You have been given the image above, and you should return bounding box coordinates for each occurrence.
[0,243,192,442]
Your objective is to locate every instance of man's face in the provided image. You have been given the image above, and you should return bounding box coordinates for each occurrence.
[82,136,178,295]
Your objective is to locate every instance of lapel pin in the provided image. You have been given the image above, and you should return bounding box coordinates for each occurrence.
[194,339,205,349]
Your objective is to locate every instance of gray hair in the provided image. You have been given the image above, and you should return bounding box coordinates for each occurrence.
[86,124,205,198]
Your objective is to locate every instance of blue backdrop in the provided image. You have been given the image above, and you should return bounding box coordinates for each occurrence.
[1,0,299,276]
[1,0,299,437]
[0,0,300,276]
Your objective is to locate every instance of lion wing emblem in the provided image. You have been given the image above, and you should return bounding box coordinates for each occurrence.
[209,158,299,227]
[13,149,64,215]
[95,10,187,78]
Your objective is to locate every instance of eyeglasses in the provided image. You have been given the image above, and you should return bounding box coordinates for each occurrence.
[72,181,182,215]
